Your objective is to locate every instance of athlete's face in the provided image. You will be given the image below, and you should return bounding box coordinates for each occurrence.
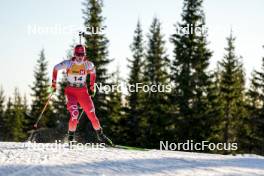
[75,54,85,63]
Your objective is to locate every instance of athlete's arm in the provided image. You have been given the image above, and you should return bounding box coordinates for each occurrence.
[90,67,96,92]
[87,61,96,96]
[52,60,69,91]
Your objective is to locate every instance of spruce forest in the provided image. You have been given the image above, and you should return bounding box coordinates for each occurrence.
[0,0,263,155]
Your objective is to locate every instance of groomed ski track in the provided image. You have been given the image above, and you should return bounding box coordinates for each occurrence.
[0,142,263,176]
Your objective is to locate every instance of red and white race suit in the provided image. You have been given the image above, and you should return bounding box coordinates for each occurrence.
[52,57,101,132]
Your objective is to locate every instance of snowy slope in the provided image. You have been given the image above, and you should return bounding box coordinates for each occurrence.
[0,142,263,176]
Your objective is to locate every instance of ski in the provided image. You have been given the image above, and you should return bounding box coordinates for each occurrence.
[108,144,148,151]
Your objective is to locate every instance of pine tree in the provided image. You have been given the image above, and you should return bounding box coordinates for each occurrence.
[141,17,170,148]
[125,21,145,146]
[171,0,212,141]
[30,49,54,129]
[22,94,28,115]
[4,97,13,141]
[82,0,111,127]
[207,67,225,147]
[244,72,260,153]
[107,67,124,143]
[79,0,112,142]
[247,47,264,154]
[12,88,27,141]
[170,0,212,142]
[217,32,247,154]
[22,94,30,135]
[4,89,27,141]
[0,87,5,140]
[247,72,261,112]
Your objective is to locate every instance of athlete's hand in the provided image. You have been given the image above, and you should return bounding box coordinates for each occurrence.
[91,89,96,97]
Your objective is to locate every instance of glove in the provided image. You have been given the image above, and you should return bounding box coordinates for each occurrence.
[51,80,56,92]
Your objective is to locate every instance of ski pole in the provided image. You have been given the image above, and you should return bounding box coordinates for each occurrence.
[79,31,85,44]
[74,109,84,131]
[79,31,82,44]
[33,91,54,128]
[75,99,91,130]
[75,85,94,123]
[78,109,84,121]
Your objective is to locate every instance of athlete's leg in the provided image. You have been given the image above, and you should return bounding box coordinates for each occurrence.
[77,88,101,130]
[65,87,79,132]
[77,88,113,146]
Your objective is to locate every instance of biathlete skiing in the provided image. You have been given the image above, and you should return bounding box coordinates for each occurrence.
[51,44,113,146]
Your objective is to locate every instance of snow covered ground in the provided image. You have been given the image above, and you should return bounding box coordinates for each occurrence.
[0,142,263,176]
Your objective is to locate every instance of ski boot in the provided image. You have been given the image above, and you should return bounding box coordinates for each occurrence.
[96,128,114,146]
[68,131,77,146]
